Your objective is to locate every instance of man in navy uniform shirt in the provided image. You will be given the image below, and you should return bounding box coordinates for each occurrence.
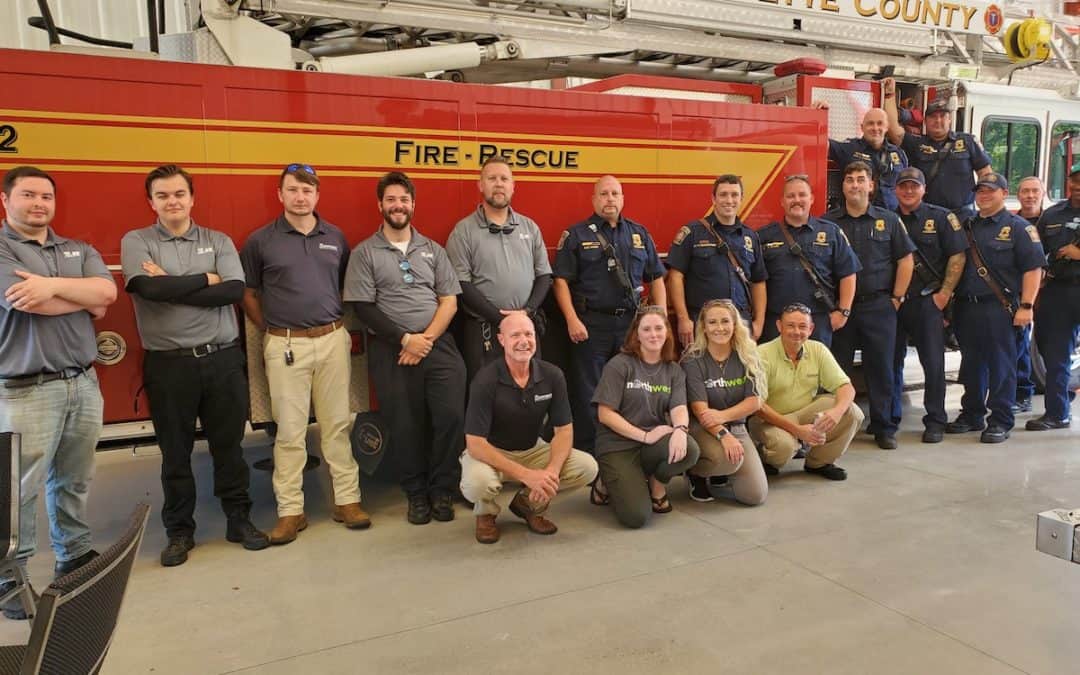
[814,105,908,211]
[667,174,767,345]
[552,175,666,451]
[1027,167,1080,431]
[757,175,861,346]
[946,173,1044,443]
[826,161,915,449]
[890,167,968,444]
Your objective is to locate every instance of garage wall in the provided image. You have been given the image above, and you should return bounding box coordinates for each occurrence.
[0,0,193,51]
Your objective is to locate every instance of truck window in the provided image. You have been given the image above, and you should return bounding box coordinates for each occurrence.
[1048,121,1080,200]
[981,116,1041,192]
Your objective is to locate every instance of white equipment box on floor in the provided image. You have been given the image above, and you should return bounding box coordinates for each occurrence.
[1036,509,1080,564]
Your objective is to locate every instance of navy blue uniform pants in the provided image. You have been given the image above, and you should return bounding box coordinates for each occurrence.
[891,294,948,431]
[832,295,896,435]
[762,311,833,346]
[1015,324,1034,401]
[143,346,252,538]
[369,333,466,497]
[568,310,633,452]
[953,298,1017,429]
[1034,282,1080,421]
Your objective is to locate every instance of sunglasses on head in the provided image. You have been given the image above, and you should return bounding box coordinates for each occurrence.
[284,163,317,176]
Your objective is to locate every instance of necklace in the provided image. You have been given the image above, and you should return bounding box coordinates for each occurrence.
[639,357,664,377]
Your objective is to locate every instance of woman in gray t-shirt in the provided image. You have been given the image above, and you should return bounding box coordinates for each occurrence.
[681,299,768,506]
[591,306,701,528]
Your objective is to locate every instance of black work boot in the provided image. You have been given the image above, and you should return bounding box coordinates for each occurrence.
[160,534,195,567]
[226,516,271,551]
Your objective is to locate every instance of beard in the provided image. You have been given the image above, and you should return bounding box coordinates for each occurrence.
[382,207,412,230]
[484,192,511,209]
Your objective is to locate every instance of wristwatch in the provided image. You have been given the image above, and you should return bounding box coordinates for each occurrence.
[836,308,851,317]
[1019,302,1034,310]
[715,427,729,440]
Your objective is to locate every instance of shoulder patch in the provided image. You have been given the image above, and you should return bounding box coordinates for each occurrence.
[673,226,690,246]
[1025,225,1040,243]
[947,212,962,231]
[744,235,754,252]
[556,230,569,251]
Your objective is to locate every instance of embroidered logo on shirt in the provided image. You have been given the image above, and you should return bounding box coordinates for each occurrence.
[995,225,1012,241]
[875,219,886,231]
[631,233,645,249]
[704,375,747,388]
[923,219,937,234]
[954,138,966,152]
[1025,225,1040,243]
[534,393,552,402]
[196,246,214,255]
[814,231,829,245]
[947,213,962,231]
[318,243,339,251]
[420,251,434,258]
[557,231,569,250]
[61,250,81,258]
[673,226,690,246]
[765,241,785,249]
[625,379,671,394]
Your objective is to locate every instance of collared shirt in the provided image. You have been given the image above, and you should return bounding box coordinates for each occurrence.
[0,222,112,377]
[829,137,908,211]
[464,358,571,452]
[445,205,551,313]
[826,205,916,298]
[898,201,968,297]
[900,131,991,211]
[757,217,862,315]
[552,214,665,311]
[666,215,767,315]
[757,337,850,415]
[1035,199,1080,283]
[121,221,244,350]
[956,208,1045,298]
[344,226,461,334]
[239,214,349,329]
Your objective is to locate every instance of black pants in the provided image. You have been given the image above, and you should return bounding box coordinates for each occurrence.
[832,295,897,436]
[567,311,634,452]
[369,333,467,498]
[143,346,252,538]
[892,294,947,430]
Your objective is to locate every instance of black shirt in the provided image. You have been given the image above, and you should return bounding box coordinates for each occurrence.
[1037,199,1080,283]
[465,358,572,452]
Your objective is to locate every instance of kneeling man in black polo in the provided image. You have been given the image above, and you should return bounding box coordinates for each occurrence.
[461,313,598,544]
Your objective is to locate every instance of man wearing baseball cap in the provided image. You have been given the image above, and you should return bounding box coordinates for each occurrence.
[881,79,993,217]
[946,172,1044,443]
[890,167,968,443]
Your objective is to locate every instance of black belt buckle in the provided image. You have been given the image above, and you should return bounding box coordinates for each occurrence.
[612,307,628,317]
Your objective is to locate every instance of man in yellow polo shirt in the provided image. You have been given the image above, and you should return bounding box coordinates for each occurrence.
[749,303,864,480]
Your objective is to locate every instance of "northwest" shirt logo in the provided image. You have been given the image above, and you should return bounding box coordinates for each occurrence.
[626,379,671,394]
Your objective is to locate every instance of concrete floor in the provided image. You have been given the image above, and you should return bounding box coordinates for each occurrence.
[1,381,1077,674]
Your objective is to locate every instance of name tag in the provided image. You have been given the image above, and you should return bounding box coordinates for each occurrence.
[61,250,81,258]
[420,251,434,258]
[534,393,552,402]
[196,246,214,255]
[318,243,339,252]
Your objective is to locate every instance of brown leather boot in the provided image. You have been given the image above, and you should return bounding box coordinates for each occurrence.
[333,502,372,530]
[475,515,500,544]
[268,514,308,545]
[509,492,558,535]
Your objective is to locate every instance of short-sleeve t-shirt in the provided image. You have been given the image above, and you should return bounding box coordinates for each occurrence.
[591,352,687,455]
[681,351,758,423]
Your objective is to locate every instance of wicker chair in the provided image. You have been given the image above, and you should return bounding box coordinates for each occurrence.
[0,502,150,674]
[0,432,35,621]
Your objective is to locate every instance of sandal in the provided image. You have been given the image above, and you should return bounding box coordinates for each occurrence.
[651,492,672,514]
[589,479,609,506]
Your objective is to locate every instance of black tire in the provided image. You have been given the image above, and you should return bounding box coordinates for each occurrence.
[1030,330,1080,394]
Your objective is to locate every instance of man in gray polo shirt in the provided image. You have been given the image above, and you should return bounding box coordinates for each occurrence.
[240,164,367,545]
[122,164,269,567]
[0,166,117,620]
[346,171,467,526]
[446,157,552,381]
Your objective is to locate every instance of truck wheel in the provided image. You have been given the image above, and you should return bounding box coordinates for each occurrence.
[1030,331,1080,394]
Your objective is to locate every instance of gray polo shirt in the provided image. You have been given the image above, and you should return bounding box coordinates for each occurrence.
[121,221,244,350]
[344,227,461,334]
[445,205,551,313]
[0,222,112,377]
[239,215,349,329]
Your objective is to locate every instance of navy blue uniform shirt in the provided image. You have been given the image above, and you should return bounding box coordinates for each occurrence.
[665,215,767,315]
[898,201,968,296]
[758,217,862,315]
[1037,199,1080,283]
[552,214,665,311]
[827,205,916,297]
[900,131,991,211]
[829,137,908,211]
[956,208,1045,299]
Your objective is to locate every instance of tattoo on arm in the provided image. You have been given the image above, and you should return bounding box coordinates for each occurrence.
[940,252,965,294]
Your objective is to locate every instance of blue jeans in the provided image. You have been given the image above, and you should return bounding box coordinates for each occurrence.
[0,370,102,564]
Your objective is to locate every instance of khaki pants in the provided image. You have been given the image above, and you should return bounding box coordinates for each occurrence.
[688,422,767,506]
[264,327,360,516]
[748,395,863,470]
[459,441,598,517]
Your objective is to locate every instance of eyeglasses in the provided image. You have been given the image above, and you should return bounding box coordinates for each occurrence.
[399,260,414,284]
[781,302,813,316]
[284,163,317,176]
[784,174,810,183]
[636,304,667,316]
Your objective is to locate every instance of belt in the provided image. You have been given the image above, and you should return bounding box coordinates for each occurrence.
[149,340,239,359]
[266,320,343,338]
[586,307,632,317]
[956,294,999,303]
[2,366,90,390]
[1048,276,1080,286]
[853,290,889,304]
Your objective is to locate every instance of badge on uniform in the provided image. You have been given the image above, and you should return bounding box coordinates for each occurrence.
[557,231,569,251]
[875,219,886,231]
[815,231,829,245]
[631,233,644,249]
[1026,225,1041,243]
[890,152,900,165]
[996,225,1012,241]
[673,226,690,246]
[923,219,936,234]
[954,139,966,152]
[743,235,754,252]
[947,213,962,231]
[351,411,389,476]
